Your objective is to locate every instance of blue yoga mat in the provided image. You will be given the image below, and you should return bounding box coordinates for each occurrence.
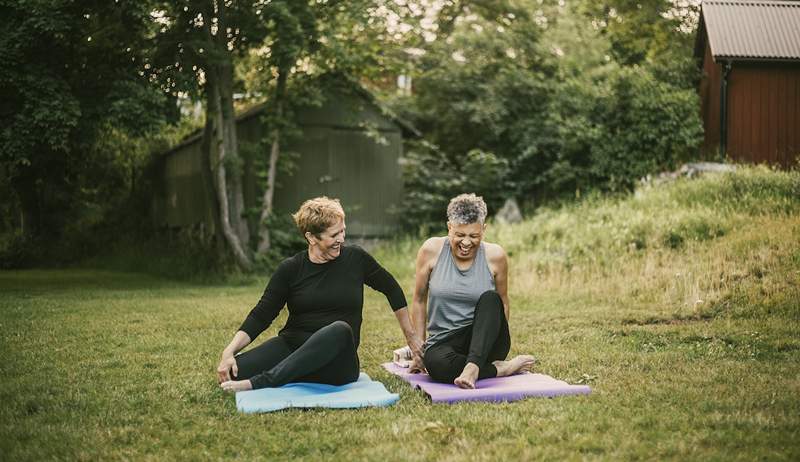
[235,373,399,413]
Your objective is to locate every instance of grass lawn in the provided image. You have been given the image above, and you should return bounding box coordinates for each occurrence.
[1,168,799,460]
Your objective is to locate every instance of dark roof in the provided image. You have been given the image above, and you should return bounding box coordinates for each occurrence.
[237,77,422,138]
[699,0,800,61]
[158,74,420,158]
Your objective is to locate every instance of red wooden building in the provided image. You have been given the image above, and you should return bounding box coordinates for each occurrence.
[695,0,800,168]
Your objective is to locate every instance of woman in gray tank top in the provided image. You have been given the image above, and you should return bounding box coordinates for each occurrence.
[409,194,535,389]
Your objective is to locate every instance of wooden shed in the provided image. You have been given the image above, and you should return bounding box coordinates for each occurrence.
[695,0,800,168]
[150,76,419,238]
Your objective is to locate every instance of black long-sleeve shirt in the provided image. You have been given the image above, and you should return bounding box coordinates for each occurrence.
[239,245,407,348]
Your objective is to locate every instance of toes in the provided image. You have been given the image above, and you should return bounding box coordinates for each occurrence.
[454,377,476,389]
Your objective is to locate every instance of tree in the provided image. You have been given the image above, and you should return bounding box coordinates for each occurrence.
[396,1,557,202]
[391,0,703,231]
[152,1,412,266]
[249,0,403,255]
[253,1,319,255]
[577,0,700,87]
[0,0,169,255]
[151,0,273,270]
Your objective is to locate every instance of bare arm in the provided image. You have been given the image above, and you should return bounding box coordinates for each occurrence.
[393,307,424,358]
[411,238,440,343]
[217,330,252,383]
[408,239,437,372]
[487,243,510,320]
[408,238,442,373]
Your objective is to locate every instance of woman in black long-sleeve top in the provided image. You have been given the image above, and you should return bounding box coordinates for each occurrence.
[218,196,423,392]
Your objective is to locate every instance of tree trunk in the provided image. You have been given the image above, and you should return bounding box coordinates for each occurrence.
[197,0,251,270]
[218,59,250,249]
[11,156,68,242]
[256,132,280,254]
[12,170,40,240]
[205,70,253,271]
[256,66,288,255]
[199,107,225,259]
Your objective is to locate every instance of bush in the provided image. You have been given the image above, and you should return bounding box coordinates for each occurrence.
[397,141,510,234]
[399,55,703,234]
[589,66,704,191]
[255,210,308,271]
[494,167,798,270]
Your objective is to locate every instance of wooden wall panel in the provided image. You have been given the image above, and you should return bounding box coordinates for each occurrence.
[775,73,788,165]
[792,76,800,166]
[727,63,800,168]
[700,44,722,156]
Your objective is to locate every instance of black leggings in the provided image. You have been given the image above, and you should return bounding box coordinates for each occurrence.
[423,290,511,383]
[234,320,360,389]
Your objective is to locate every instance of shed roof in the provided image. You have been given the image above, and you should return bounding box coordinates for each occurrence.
[699,0,800,61]
[157,73,420,158]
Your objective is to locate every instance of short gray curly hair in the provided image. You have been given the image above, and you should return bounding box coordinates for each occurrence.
[447,193,488,224]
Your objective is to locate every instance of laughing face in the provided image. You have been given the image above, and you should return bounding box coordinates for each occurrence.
[447,221,485,262]
[308,218,346,263]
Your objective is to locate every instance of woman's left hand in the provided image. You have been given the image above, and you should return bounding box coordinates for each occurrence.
[220,379,253,393]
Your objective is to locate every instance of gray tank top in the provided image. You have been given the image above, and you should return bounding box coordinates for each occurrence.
[424,238,496,350]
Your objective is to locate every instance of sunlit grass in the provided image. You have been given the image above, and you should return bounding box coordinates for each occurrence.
[1,167,798,460]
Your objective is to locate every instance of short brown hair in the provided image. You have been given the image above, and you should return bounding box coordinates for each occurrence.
[292,196,345,238]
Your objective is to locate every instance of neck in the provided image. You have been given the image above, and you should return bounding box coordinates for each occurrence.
[308,246,328,264]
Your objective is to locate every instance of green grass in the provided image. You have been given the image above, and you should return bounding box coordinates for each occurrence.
[2,166,799,460]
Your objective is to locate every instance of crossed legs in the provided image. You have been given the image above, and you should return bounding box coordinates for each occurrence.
[424,290,535,388]
[234,320,360,389]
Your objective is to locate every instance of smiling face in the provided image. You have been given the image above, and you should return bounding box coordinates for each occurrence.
[447,221,485,262]
[307,218,346,263]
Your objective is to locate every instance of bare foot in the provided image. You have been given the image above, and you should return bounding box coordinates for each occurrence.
[454,362,480,389]
[492,355,536,377]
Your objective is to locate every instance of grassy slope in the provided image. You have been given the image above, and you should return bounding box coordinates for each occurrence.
[1,167,798,461]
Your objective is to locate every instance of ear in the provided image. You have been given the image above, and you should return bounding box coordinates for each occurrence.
[482,223,487,232]
[305,231,315,245]
[447,221,452,232]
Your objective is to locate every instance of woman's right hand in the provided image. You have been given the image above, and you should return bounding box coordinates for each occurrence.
[408,354,426,374]
[217,354,239,383]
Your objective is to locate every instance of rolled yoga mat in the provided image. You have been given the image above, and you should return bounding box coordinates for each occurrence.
[382,362,591,404]
[235,372,399,413]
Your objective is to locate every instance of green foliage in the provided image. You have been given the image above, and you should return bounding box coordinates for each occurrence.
[493,167,800,269]
[578,0,699,73]
[78,228,237,282]
[589,66,703,191]
[0,0,173,263]
[665,165,800,215]
[397,141,509,234]
[254,211,308,269]
[394,0,704,231]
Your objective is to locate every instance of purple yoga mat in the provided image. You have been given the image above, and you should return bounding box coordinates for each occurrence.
[382,362,591,404]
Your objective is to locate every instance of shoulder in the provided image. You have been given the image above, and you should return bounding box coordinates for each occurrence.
[268,251,304,284]
[279,251,305,271]
[418,236,446,261]
[482,241,508,266]
[343,244,371,261]
[342,245,379,269]
[344,244,367,256]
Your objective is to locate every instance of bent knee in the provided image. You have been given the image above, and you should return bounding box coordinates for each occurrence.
[423,351,459,383]
[477,290,502,306]
[426,364,459,383]
[325,320,354,341]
